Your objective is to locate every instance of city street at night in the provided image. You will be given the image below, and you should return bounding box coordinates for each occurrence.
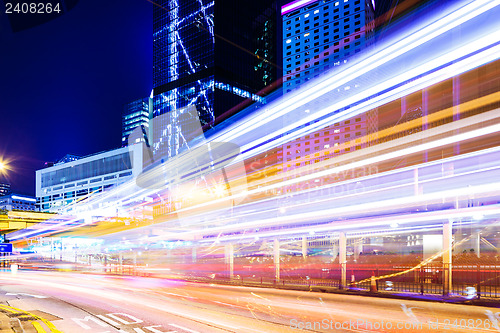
[0,271,499,332]
[2,0,500,331]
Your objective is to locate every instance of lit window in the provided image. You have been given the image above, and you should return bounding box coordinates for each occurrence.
[286,39,291,44]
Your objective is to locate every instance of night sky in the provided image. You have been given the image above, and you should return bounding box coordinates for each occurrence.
[0,0,152,195]
[0,0,397,197]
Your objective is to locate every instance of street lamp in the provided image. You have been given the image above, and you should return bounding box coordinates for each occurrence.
[0,159,10,176]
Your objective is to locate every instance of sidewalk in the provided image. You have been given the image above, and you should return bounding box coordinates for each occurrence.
[0,311,14,333]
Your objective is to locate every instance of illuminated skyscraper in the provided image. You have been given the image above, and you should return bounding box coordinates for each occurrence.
[122,96,152,147]
[282,0,375,92]
[280,0,376,181]
[152,0,277,159]
[0,183,11,197]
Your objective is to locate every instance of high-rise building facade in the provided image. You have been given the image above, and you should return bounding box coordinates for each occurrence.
[0,183,11,197]
[280,0,376,185]
[152,1,277,160]
[122,96,152,146]
[282,0,374,92]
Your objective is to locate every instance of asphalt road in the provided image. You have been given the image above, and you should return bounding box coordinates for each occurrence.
[0,271,499,332]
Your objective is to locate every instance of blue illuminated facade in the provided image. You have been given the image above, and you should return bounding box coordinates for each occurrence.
[152,0,277,159]
[282,0,375,92]
[122,97,152,146]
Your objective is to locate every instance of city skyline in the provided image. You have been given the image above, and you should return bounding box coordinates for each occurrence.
[0,0,499,330]
[0,0,396,196]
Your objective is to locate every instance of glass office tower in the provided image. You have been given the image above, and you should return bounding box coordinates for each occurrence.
[152,0,277,159]
[122,97,152,147]
[282,0,375,92]
[280,0,376,180]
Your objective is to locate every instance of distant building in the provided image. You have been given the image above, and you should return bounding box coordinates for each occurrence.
[253,5,278,89]
[55,154,81,165]
[282,0,375,92]
[35,145,143,212]
[280,0,377,187]
[42,154,81,169]
[152,0,277,160]
[0,193,37,212]
[0,183,11,196]
[122,96,152,147]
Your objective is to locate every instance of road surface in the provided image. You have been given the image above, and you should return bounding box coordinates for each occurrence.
[0,271,499,332]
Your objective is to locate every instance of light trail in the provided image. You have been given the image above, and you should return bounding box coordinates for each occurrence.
[7,0,500,248]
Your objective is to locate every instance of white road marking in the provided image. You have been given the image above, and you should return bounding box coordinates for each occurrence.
[212,301,246,309]
[5,292,47,298]
[401,303,421,322]
[107,313,143,324]
[144,325,176,333]
[163,292,197,299]
[72,315,109,329]
[169,323,200,333]
[96,314,121,326]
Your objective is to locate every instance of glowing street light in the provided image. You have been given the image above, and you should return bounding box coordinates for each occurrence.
[0,159,12,177]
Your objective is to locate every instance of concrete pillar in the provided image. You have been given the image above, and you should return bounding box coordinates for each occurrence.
[225,244,234,280]
[119,253,123,274]
[274,239,280,283]
[354,238,363,260]
[192,246,197,263]
[301,237,307,259]
[332,237,338,262]
[51,238,54,260]
[339,232,347,289]
[443,221,453,296]
[475,233,481,258]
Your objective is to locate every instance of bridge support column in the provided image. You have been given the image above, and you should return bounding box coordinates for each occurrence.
[192,246,197,263]
[119,253,123,274]
[475,233,481,258]
[225,244,234,280]
[274,239,280,283]
[332,237,338,262]
[302,237,307,260]
[339,232,347,289]
[51,238,55,261]
[354,238,363,260]
[443,221,453,296]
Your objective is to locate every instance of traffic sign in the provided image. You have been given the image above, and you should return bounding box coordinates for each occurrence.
[0,243,13,253]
